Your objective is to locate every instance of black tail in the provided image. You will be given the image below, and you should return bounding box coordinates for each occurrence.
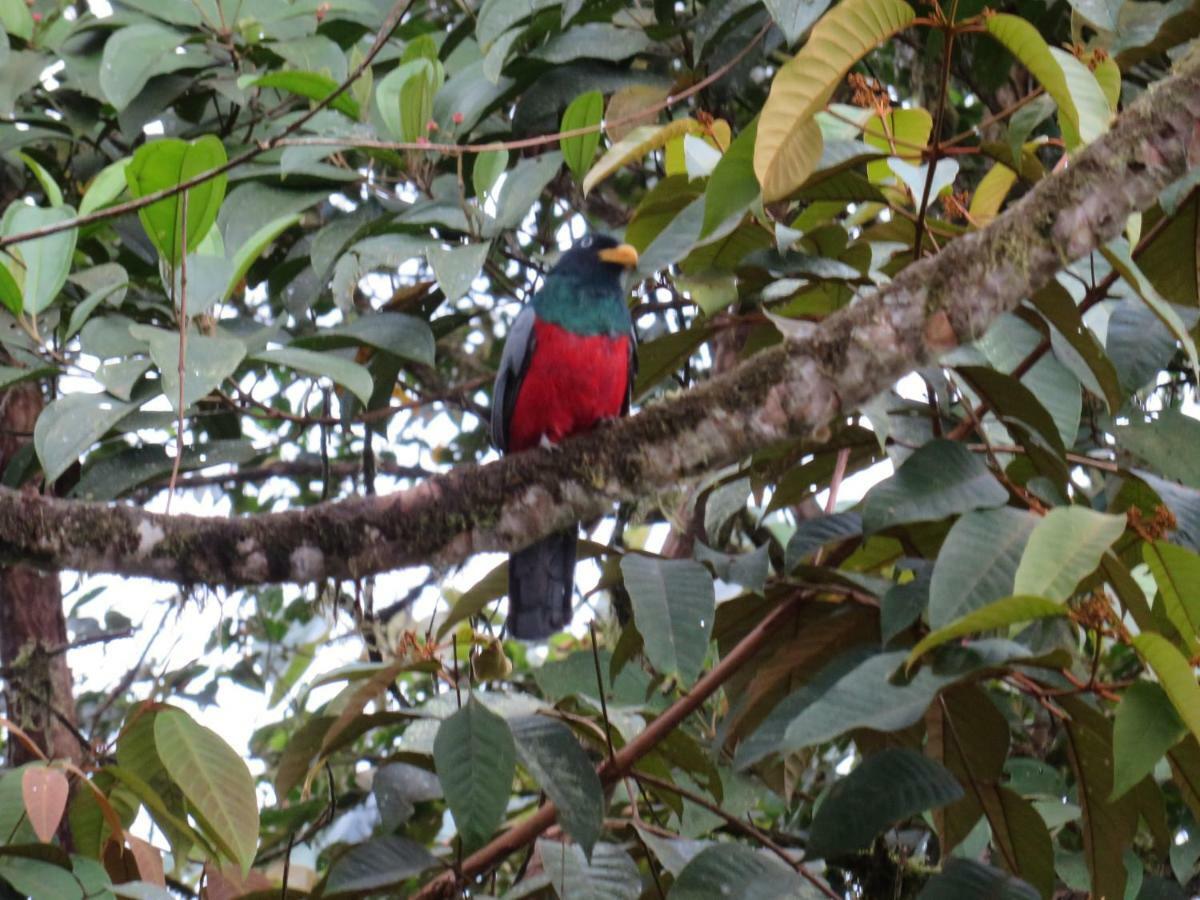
[507,529,577,640]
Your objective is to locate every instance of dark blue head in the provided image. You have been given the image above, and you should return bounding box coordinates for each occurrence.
[549,234,639,286]
[533,234,637,336]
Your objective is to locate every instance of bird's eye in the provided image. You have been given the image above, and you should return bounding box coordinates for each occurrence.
[579,235,593,248]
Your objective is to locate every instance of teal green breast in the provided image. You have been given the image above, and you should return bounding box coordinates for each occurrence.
[532,273,631,336]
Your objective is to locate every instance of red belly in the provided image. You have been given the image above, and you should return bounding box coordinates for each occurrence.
[508,319,630,452]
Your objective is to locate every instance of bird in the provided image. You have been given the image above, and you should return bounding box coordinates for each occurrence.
[490,234,639,639]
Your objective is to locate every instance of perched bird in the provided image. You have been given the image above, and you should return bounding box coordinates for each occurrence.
[490,234,639,639]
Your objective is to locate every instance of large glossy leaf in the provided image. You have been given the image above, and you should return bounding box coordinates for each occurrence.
[907,595,1065,667]
[978,785,1055,899]
[861,439,1008,533]
[985,14,1109,149]
[489,152,563,232]
[537,840,641,900]
[754,0,916,200]
[296,312,435,366]
[918,859,1039,900]
[34,394,138,484]
[3,204,77,315]
[154,708,259,873]
[784,511,863,570]
[324,836,438,895]
[0,856,84,900]
[1103,240,1200,383]
[125,136,228,268]
[372,763,442,831]
[1012,507,1125,601]
[1118,410,1200,489]
[1060,695,1137,900]
[808,748,963,857]
[433,696,516,853]
[99,24,207,110]
[239,70,360,120]
[1144,541,1200,653]
[583,119,703,195]
[561,91,604,181]
[253,347,373,404]
[929,507,1039,628]
[129,325,245,413]
[1132,633,1200,748]
[426,243,489,305]
[701,119,759,237]
[1112,681,1186,801]
[508,715,603,857]
[620,554,715,686]
[669,843,813,898]
[764,0,833,45]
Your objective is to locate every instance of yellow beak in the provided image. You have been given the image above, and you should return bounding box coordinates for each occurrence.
[597,243,639,268]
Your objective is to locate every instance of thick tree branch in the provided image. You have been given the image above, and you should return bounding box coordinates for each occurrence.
[0,58,1197,585]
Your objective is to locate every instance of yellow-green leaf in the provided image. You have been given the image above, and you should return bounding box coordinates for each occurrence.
[1132,632,1200,748]
[125,136,228,268]
[1143,541,1200,655]
[154,708,259,873]
[754,0,916,201]
[907,595,1065,668]
[986,14,1110,149]
[863,107,931,184]
[560,91,604,181]
[582,118,703,195]
[969,162,1018,225]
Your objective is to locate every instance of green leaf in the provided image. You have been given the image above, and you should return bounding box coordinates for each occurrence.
[154,708,259,873]
[476,0,558,48]
[433,696,516,853]
[1102,240,1200,385]
[764,0,833,45]
[129,325,246,413]
[99,24,207,111]
[701,119,759,238]
[776,643,1033,754]
[561,91,604,181]
[985,14,1110,149]
[0,0,33,41]
[669,843,811,898]
[583,119,703,195]
[918,859,1039,900]
[373,763,442,831]
[375,57,444,143]
[426,243,489,304]
[785,511,863,570]
[1117,410,1200,488]
[18,153,62,207]
[79,158,131,217]
[509,715,603,857]
[808,748,963,857]
[534,24,652,64]
[34,394,137,484]
[929,507,1040,628]
[1144,541,1200,653]
[1012,506,1126,601]
[0,856,83,900]
[473,149,508,198]
[224,212,302,302]
[296,312,435,366]
[490,152,563,232]
[3,204,78,315]
[125,136,228,268]
[239,70,360,120]
[1112,681,1186,801]
[620,554,715,686]
[754,0,916,200]
[968,162,1017,225]
[324,836,438,895]
[253,347,374,404]
[0,260,21,317]
[1132,633,1200,749]
[537,840,641,900]
[861,439,1008,533]
[907,595,1065,668]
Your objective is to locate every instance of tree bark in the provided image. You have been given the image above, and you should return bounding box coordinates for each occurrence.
[0,382,81,764]
[0,56,1193,590]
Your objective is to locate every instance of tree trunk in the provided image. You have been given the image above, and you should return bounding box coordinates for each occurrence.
[0,382,81,765]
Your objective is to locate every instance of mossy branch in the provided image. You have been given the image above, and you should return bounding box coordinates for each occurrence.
[0,59,1197,587]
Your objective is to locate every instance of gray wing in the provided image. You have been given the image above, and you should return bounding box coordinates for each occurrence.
[490,304,537,452]
[622,323,638,416]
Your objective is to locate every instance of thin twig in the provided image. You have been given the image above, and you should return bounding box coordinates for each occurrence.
[166,192,189,513]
